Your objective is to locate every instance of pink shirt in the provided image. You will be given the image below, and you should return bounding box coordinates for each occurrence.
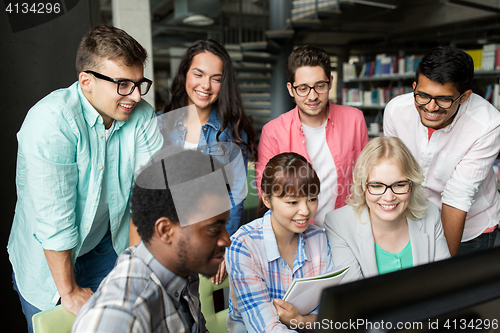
[256,102,368,211]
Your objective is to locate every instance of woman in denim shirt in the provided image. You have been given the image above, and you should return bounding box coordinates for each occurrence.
[157,39,257,238]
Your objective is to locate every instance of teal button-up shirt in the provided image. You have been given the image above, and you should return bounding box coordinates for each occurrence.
[8,82,163,310]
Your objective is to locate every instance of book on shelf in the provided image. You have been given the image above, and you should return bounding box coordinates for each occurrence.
[478,44,500,71]
[374,54,382,76]
[406,54,423,74]
[465,49,483,69]
[496,48,500,70]
[353,53,423,79]
[343,62,357,80]
[342,88,362,106]
[359,62,367,78]
[342,87,412,106]
[493,84,500,110]
[397,56,406,75]
[405,55,414,73]
[363,91,373,106]
[283,266,349,315]
[485,84,493,102]
[380,54,392,75]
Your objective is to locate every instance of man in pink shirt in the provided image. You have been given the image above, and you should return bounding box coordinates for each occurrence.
[256,45,369,227]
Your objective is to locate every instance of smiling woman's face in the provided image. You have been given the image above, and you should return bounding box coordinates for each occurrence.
[365,159,410,226]
[185,51,223,114]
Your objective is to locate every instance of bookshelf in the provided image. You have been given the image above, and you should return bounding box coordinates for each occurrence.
[342,53,416,109]
[342,56,414,138]
[342,46,500,137]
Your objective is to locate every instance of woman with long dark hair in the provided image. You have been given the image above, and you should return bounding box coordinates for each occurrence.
[158,39,257,238]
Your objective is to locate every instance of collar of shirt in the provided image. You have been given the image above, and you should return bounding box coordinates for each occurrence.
[261,211,311,268]
[134,242,188,303]
[204,105,221,132]
[172,105,220,132]
[291,101,333,132]
[77,82,125,131]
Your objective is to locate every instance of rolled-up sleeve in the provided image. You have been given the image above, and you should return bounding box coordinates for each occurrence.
[442,126,500,212]
[19,104,80,251]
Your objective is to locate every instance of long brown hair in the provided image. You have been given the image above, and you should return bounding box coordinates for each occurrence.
[164,39,257,161]
[257,152,321,217]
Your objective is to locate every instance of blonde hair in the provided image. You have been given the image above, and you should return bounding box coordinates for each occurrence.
[348,136,427,223]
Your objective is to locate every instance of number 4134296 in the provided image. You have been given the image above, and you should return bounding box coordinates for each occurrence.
[444,318,498,330]
[5,3,61,14]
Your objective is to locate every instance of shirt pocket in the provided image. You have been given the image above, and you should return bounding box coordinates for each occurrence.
[207,141,230,164]
[433,151,462,182]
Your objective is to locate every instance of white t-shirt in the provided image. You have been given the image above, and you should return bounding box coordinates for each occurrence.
[183,140,198,150]
[302,120,337,227]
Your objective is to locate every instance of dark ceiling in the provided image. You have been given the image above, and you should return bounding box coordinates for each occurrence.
[100,0,500,65]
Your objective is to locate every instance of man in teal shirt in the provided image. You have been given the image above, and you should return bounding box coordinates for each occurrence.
[8,25,163,332]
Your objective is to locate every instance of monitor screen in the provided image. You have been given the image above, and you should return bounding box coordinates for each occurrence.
[315,246,500,332]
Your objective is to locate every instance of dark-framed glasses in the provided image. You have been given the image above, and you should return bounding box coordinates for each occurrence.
[366,180,412,195]
[292,80,330,97]
[84,70,153,96]
[413,91,464,109]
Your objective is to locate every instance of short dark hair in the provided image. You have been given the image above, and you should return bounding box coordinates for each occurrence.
[257,152,321,217]
[415,45,474,94]
[131,148,228,243]
[286,45,331,83]
[76,25,147,74]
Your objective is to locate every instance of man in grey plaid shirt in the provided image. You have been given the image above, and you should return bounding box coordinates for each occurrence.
[72,148,232,332]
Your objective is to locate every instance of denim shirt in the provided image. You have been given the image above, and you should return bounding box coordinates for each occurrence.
[157,106,248,235]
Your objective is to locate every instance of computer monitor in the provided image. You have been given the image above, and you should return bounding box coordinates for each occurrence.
[315,246,500,332]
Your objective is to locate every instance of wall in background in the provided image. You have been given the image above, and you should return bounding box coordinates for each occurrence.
[0,1,99,330]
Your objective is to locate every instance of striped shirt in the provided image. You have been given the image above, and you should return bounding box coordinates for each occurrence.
[226,210,334,332]
[72,242,207,333]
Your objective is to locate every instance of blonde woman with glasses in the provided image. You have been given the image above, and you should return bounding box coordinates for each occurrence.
[324,136,450,283]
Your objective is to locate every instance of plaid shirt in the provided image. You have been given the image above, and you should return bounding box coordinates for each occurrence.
[72,242,207,333]
[226,210,334,333]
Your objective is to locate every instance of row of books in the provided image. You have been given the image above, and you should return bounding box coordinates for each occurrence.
[343,54,424,80]
[484,83,500,110]
[465,44,500,71]
[342,87,412,106]
[344,45,500,81]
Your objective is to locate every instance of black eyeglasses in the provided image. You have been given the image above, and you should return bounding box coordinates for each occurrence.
[84,70,152,96]
[366,180,412,195]
[292,80,330,97]
[414,90,464,109]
